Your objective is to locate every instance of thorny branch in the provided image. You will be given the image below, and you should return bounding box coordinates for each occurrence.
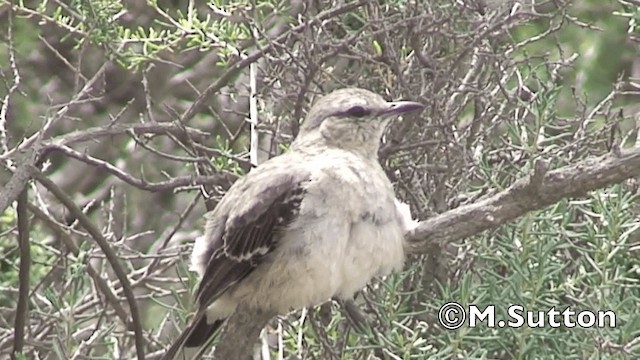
[29,168,147,360]
[25,202,131,323]
[179,0,370,124]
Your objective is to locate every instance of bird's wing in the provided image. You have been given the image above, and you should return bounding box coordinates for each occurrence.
[193,167,311,309]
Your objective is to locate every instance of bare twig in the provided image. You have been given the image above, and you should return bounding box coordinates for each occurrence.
[249,62,259,166]
[179,0,370,124]
[30,168,147,360]
[49,122,208,148]
[133,194,201,285]
[10,63,109,157]
[42,144,236,192]
[0,122,209,162]
[0,2,20,156]
[25,202,130,324]
[0,60,111,217]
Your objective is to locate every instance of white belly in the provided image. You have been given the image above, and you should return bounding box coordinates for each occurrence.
[205,152,407,320]
[206,205,405,320]
[336,217,405,298]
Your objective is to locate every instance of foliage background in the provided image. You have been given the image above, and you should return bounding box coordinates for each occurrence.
[1,0,639,359]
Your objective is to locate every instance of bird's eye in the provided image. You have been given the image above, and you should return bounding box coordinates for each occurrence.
[346,105,370,118]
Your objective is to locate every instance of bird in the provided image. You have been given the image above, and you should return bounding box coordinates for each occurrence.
[161,87,423,359]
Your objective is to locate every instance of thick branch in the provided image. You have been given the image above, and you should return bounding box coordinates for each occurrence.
[405,146,640,253]
[213,305,275,360]
[0,150,36,214]
[12,189,30,360]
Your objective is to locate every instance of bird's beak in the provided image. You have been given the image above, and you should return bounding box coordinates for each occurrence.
[381,101,424,116]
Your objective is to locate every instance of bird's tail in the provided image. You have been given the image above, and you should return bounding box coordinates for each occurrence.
[160,312,224,360]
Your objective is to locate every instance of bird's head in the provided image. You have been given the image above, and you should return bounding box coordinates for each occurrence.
[293,88,423,156]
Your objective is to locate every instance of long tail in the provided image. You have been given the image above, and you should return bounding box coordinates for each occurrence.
[160,312,225,360]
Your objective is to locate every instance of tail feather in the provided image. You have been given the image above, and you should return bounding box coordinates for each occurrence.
[184,317,222,347]
[161,313,225,360]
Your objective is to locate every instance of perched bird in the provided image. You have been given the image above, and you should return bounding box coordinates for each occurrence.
[162,88,423,359]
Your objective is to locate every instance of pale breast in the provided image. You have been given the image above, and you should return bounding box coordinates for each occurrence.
[303,151,406,299]
[216,151,406,313]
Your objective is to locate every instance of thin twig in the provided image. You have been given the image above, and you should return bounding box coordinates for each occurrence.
[43,144,236,192]
[0,122,209,162]
[30,168,147,360]
[178,0,370,124]
[133,194,202,285]
[0,2,20,156]
[25,202,130,324]
[13,63,109,157]
[249,62,259,166]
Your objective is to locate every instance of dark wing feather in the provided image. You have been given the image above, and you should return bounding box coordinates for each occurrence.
[194,172,309,309]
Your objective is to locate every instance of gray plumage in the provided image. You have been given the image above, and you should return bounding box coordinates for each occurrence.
[162,88,423,359]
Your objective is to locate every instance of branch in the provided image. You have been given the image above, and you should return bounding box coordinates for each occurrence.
[25,202,131,324]
[12,189,30,360]
[405,146,640,253]
[179,0,370,123]
[46,144,236,192]
[0,122,209,162]
[51,122,209,148]
[1,63,109,161]
[0,150,36,215]
[30,168,147,360]
[213,305,275,360]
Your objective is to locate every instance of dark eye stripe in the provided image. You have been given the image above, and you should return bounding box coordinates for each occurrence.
[346,105,370,118]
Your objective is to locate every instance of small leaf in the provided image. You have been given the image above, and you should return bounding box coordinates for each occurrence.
[372,40,382,55]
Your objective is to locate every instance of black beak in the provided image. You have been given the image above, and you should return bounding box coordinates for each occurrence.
[382,101,424,116]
